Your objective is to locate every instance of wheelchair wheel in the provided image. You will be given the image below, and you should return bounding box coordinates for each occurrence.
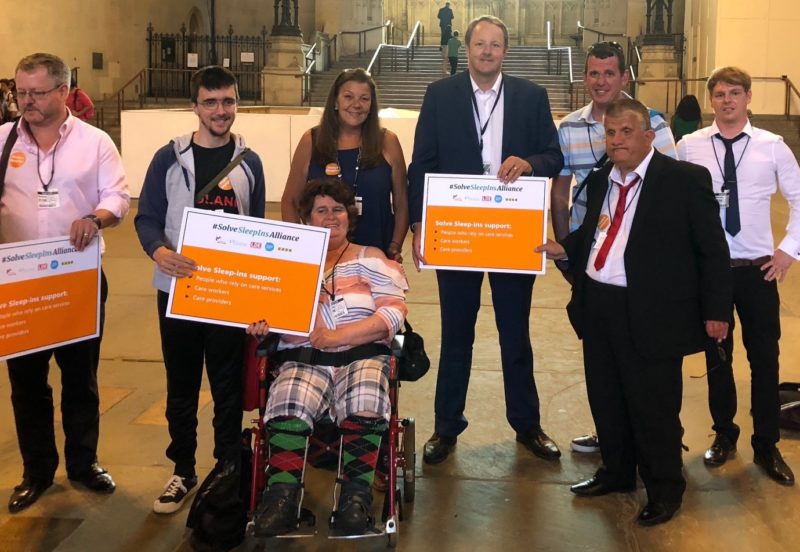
[402,417,415,503]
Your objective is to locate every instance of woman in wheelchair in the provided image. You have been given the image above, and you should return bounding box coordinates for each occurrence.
[246,178,408,537]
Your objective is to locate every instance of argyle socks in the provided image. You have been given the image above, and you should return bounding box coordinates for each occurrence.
[339,415,388,486]
[265,416,311,486]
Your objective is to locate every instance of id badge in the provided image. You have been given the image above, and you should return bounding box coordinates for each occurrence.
[482,162,491,175]
[715,189,730,208]
[593,230,608,250]
[331,297,349,320]
[355,196,363,216]
[37,190,60,209]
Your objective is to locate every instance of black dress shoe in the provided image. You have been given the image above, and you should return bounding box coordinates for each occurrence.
[754,445,795,486]
[638,501,679,526]
[69,463,116,494]
[8,478,52,513]
[254,483,303,537]
[570,476,635,497]
[703,434,736,466]
[516,428,561,461]
[423,433,457,465]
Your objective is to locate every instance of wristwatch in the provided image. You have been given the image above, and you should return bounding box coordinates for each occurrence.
[83,214,102,230]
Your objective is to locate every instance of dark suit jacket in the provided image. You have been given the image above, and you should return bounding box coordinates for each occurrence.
[408,71,564,224]
[561,150,733,360]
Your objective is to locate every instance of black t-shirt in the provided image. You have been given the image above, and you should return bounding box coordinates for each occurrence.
[193,138,239,214]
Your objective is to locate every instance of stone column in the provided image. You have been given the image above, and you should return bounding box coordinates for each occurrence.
[636,44,679,113]
[262,0,304,105]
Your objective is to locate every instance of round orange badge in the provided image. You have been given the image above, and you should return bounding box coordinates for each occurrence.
[217,177,233,191]
[9,151,25,168]
[598,214,611,231]
[325,163,341,176]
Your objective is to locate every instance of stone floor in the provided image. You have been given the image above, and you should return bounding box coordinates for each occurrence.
[1,200,799,552]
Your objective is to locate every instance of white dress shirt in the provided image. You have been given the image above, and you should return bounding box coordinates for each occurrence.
[677,120,800,260]
[470,73,504,176]
[586,148,656,287]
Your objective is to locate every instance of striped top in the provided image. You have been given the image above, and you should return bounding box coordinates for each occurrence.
[279,247,409,351]
[558,101,677,231]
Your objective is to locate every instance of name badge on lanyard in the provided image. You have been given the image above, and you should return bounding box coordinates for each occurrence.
[715,189,730,208]
[37,190,60,209]
[331,297,349,320]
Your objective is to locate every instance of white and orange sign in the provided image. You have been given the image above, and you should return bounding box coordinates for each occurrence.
[0,237,100,360]
[420,174,549,274]
[167,208,329,336]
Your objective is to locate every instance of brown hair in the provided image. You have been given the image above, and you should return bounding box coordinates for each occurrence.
[605,98,652,130]
[190,65,239,103]
[707,66,751,93]
[16,53,71,88]
[465,15,509,48]
[313,68,383,169]
[297,178,359,236]
[585,41,626,75]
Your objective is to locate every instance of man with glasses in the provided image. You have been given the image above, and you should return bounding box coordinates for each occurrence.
[1,53,129,513]
[551,41,677,454]
[135,65,265,513]
[677,66,800,486]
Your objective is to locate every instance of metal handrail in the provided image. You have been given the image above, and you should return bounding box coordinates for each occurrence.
[340,21,391,57]
[366,20,423,75]
[546,21,574,83]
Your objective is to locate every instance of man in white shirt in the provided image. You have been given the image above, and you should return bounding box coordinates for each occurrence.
[677,66,800,485]
[0,52,129,513]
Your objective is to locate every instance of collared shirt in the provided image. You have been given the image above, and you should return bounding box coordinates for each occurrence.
[470,73,504,176]
[0,112,129,246]
[677,120,800,260]
[558,101,676,231]
[586,147,655,287]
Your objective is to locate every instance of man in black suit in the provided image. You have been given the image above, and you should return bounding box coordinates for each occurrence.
[408,15,564,465]
[537,98,732,525]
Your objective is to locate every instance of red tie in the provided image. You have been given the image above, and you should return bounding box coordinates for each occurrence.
[593,176,640,271]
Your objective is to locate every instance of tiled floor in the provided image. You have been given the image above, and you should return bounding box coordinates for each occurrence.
[1,200,799,551]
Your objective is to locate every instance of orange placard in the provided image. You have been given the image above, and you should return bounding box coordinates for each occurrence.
[169,245,321,333]
[0,269,99,360]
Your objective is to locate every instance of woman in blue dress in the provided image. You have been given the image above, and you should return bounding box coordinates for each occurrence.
[281,68,408,261]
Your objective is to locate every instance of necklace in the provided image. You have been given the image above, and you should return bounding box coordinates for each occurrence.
[322,241,351,301]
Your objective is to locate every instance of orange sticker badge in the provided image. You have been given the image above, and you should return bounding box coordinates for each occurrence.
[325,163,341,176]
[9,151,26,168]
[218,177,233,191]
[598,214,611,231]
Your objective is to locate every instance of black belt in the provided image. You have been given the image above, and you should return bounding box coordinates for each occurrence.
[274,343,391,366]
[730,255,771,268]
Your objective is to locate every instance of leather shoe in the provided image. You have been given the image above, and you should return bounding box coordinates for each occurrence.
[8,478,52,513]
[516,428,561,461]
[703,434,736,466]
[69,463,116,494]
[423,433,457,465]
[754,445,795,486]
[637,501,679,526]
[570,475,635,497]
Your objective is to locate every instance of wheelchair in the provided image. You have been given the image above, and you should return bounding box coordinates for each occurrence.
[242,335,416,548]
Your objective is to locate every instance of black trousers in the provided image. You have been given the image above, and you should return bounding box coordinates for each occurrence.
[157,291,244,478]
[6,271,108,482]
[433,269,539,437]
[704,265,781,448]
[582,279,685,506]
[448,57,458,75]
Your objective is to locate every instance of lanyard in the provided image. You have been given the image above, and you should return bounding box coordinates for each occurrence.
[470,78,505,151]
[321,241,351,302]
[33,135,62,192]
[606,176,643,224]
[710,134,751,190]
[336,147,361,194]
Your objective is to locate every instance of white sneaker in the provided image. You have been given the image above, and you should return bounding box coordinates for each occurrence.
[153,474,197,514]
[570,433,600,453]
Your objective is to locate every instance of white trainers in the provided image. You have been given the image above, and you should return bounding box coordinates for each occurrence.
[153,474,197,514]
[570,433,600,453]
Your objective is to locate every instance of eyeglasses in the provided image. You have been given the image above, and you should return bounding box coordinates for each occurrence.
[690,340,729,379]
[588,41,624,54]
[197,98,237,110]
[17,85,63,101]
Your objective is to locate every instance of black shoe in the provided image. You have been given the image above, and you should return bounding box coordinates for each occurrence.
[254,483,302,537]
[703,434,736,466]
[637,502,680,526]
[423,432,457,465]
[570,475,635,497]
[516,428,561,461]
[331,481,374,536]
[754,445,795,486]
[8,478,53,513]
[69,463,116,494]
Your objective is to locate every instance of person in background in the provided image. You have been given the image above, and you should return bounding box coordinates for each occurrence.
[65,79,95,122]
[446,30,462,76]
[438,2,454,50]
[281,68,408,262]
[671,94,702,141]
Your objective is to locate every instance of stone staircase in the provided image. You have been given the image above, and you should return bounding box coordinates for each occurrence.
[749,115,800,161]
[309,45,585,114]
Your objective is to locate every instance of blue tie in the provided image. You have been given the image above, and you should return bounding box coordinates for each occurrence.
[716,132,746,236]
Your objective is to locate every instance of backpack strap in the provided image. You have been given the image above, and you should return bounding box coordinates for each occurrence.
[0,119,20,201]
[194,148,250,203]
